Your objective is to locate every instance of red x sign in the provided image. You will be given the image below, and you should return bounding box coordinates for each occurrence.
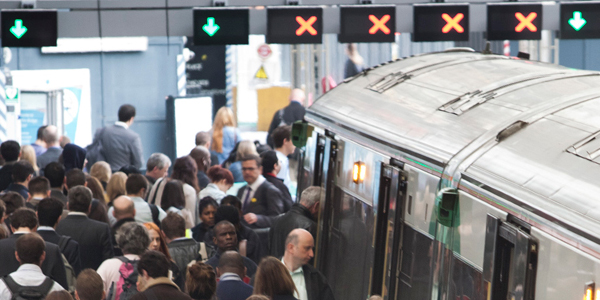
[441,13,464,33]
[296,16,318,36]
[515,12,537,32]
[368,15,391,34]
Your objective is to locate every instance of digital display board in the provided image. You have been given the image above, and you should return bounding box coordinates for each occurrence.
[267,7,322,44]
[338,6,396,43]
[193,8,249,45]
[560,3,600,39]
[1,10,57,47]
[487,4,542,40]
[413,5,469,42]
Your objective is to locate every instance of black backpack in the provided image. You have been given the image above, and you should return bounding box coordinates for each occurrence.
[2,275,54,300]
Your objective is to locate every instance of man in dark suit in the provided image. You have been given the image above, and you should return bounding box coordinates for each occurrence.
[282,229,334,300]
[266,89,306,148]
[36,197,82,275]
[43,162,67,204]
[261,150,293,212]
[0,140,20,191]
[56,186,114,270]
[89,104,144,172]
[36,125,63,174]
[216,251,254,300]
[269,186,320,258]
[236,155,284,228]
[3,161,34,200]
[0,208,68,289]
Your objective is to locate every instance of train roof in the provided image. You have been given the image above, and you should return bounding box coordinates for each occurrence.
[306,49,600,244]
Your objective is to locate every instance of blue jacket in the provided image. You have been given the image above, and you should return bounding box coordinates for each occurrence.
[216,275,253,300]
[212,126,241,165]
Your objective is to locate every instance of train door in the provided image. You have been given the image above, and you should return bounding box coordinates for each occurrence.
[371,162,408,299]
[315,131,337,273]
[483,214,538,300]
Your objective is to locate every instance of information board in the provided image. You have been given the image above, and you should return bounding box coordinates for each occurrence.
[338,6,396,43]
[487,4,542,40]
[193,8,249,45]
[413,4,469,42]
[267,7,323,44]
[560,3,600,39]
[1,10,57,47]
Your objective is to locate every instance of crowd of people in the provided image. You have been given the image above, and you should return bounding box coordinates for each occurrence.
[0,91,341,300]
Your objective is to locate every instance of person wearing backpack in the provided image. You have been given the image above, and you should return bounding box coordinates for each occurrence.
[0,233,64,299]
[97,222,150,300]
[131,251,192,300]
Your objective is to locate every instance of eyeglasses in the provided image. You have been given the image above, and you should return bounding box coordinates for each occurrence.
[242,167,257,172]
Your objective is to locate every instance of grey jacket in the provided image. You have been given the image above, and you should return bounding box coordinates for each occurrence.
[37,147,63,174]
[94,124,143,171]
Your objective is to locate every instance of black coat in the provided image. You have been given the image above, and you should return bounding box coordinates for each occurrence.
[167,238,203,285]
[0,233,68,289]
[37,229,82,275]
[266,101,306,148]
[55,214,114,270]
[237,181,284,228]
[264,174,293,212]
[0,163,14,191]
[269,204,316,258]
[303,263,335,300]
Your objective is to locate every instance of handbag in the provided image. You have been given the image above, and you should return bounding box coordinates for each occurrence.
[86,127,106,167]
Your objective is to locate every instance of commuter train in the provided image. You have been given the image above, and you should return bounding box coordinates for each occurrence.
[292,49,600,300]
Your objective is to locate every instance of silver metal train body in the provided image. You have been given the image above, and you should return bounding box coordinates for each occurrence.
[296,49,600,300]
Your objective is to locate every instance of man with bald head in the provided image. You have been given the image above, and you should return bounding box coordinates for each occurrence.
[206,221,257,278]
[216,251,253,300]
[266,88,306,148]
[37,125,63,174]
[111,195,136,256]
[189,146,211,189]
[282,229,334,300]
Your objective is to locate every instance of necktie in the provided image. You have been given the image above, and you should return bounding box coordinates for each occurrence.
[243,187,252,208]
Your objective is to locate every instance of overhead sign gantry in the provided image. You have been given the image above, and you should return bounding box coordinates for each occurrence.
[413,4,469,42]
[1,9,57,47]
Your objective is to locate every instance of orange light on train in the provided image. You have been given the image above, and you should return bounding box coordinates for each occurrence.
[353,161,366,183]
[584,282,595,300]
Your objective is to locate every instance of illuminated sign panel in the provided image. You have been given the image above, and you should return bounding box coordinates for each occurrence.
[338,6,396,43]
[267,7,322,44]
[560,3,600,39]
[193,9,249,45]
[487,4,542,40]
[1,10,57,47]
[413,5,469,42]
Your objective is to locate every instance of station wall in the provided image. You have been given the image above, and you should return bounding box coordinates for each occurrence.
[559,39,600,71]
[3,37,184,166]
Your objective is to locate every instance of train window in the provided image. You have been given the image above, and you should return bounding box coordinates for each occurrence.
[407,195,412,215]
[483,214,538,300]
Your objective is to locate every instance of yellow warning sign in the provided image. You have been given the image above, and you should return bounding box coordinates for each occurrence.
[255,65,268,79]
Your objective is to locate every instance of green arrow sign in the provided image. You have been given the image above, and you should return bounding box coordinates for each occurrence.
[569,11,587,31]
[202,17,220,37]
[10,19,28,39]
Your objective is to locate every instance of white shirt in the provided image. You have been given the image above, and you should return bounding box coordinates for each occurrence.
[219,272,242,282]
[242,175,266,209]
[107,196,167,226]
[281,258,307,300]
[276,150,291,191]
[115,121,129,129]
[97,254,139,296]
[0,264,64,299]
[36,226,55,232]
[199,183,227,204]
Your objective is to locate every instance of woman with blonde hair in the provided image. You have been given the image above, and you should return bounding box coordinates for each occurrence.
[20,145,39,176]
[90,161,112,189]
[211,107,241,165]
[106,171,127,203]
[253,257,298,300]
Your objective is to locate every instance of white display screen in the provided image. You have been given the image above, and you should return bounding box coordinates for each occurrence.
[174,96,213,158]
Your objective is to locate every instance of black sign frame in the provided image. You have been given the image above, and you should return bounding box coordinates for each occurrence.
[1,9,57,47]
[413,4,469,42]
[338,5,396,43]
[487,3,543,41]
[267,7,323,44]
[560,2,600,40]
[193,8,249,45]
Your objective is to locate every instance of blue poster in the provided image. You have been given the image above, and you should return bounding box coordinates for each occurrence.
[63,87,81,142]
[20,109,46,145]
